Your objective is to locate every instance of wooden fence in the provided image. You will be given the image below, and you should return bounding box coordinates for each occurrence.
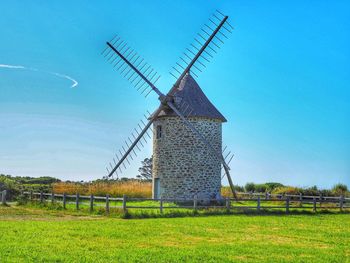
[23,191,349,214]
[0,190,7,205]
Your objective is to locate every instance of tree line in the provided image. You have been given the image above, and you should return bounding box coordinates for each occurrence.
[1,157,348,199]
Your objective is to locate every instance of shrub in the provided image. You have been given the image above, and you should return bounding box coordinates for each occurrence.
[265,182,284,191]
[302,186,319,196]
[254,184,268,193]
[243,183,269,193]
[272,186,301,195]
[332,184,348,195]
[121,211,132,219]
[245,182,255,192]
[319,189,332,197]
[16,194,29,205]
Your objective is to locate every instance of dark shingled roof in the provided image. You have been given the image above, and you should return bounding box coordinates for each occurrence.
[156,73,227,122]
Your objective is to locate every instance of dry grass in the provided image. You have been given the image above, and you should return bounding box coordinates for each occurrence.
[52,181,152,198]
[221,186,233,198]
[53,183,241,199]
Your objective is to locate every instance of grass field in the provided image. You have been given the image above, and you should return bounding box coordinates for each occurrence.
[0,205,349,262]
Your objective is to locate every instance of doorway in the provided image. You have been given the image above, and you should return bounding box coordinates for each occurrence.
[154,178,160,199]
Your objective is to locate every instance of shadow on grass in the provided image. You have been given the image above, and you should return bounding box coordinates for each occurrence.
[123,208,350,220]
[16,201,350,220]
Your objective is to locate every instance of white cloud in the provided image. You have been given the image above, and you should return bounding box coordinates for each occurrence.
[0,63,78,88]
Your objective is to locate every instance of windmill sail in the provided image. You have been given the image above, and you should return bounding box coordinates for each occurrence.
[168,10,233,91]
[102,37,162,98]
[106,112,154,178]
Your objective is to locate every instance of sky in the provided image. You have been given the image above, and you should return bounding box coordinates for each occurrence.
[0,0,349,189]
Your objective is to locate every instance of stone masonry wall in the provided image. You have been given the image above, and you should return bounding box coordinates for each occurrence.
[152,116,222,200]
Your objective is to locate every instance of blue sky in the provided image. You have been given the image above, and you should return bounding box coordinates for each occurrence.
[0,0,349,188]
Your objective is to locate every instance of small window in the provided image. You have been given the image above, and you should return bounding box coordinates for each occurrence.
[156,125,162,139]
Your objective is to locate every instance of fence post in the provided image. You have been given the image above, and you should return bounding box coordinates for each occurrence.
[1,190,6,205]
[30,191,33,201]
[63,193,66,209]
[286,197,290,213]
[257,196,261,212]
[340,195,344,212]
[40,191,44,203]
[265,192,268,201]
[90,194,94,212]
[76,193,80,210]
[160,197,163,214]
[299,193,303,207]
[51,192,55,203]
[122,194,127,213]
[193,195,198,211]
[313,198,316,212]
[226,197,230,211]
[106,194,110,214]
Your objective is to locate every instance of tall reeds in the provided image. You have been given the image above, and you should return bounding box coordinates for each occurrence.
[53,181,152,198]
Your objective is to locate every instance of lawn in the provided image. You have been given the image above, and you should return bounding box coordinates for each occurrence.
[0,205,349,262]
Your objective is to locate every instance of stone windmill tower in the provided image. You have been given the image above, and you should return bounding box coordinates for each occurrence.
[101,10,236,200]
[152,73,227,200]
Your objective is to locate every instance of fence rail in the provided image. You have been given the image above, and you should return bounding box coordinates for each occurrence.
[22,191,350,215]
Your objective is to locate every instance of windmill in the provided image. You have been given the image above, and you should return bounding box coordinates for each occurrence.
[102,10,236,200]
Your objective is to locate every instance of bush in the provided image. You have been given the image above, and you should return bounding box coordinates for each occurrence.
[16,194,29,205]
[244,183,269,193]
[319,189,332,197]
[245,183,255,192]
[332,184,348,195]
[272,186,301,195]
[254,184,268,193]
[302,186,319,196]
[121,211,132,219]
[265,182,284,191]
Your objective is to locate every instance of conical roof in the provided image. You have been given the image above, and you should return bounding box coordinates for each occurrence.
[156,73,227,122]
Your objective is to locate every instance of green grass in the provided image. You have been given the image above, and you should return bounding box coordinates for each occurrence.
[0,205,349,262]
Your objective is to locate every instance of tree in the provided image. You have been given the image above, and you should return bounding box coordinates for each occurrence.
[137,157,152,181]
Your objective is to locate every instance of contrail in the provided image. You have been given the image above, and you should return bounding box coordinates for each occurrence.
[50,72,78,88]
[0,64,78,88]
[0,64,26,69]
